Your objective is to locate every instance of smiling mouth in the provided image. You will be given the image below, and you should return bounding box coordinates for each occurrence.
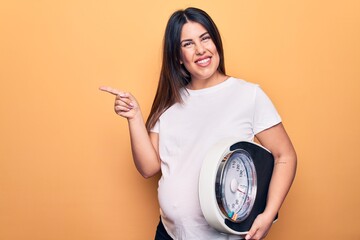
[195,57,211,65]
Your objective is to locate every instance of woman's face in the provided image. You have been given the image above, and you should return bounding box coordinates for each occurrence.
[180,21,220,82]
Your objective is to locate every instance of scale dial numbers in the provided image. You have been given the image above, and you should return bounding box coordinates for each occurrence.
[217,150,257,222]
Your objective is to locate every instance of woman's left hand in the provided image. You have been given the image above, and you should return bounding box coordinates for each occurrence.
[244,213,274,240]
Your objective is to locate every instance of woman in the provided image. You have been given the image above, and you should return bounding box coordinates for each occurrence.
[100,7,297,240]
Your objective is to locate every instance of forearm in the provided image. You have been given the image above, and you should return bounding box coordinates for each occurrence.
[263,152,297,218]
[128,113,160,178]
[255,123,297,220]
[99,87,160,178]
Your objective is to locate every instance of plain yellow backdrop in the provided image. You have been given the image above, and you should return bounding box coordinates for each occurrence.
[1,0,359,239]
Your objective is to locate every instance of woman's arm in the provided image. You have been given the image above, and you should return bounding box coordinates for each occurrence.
[245,123,297,240]
[128,113,161,178]
[100,86,161,178]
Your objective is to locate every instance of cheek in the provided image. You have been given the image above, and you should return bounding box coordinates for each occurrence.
[209,46,220,63]
[182,61,193,74]
[208,43,218,55]
[180,50,193,64]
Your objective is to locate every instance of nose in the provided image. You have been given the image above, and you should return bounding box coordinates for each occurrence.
[195,42,206,55]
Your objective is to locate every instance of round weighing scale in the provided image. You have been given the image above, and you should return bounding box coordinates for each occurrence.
[199,139,278,235]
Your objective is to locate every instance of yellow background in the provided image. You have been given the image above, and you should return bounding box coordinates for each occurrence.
[1,0,359,239]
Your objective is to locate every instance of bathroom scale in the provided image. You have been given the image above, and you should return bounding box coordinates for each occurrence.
[199,139,278,235]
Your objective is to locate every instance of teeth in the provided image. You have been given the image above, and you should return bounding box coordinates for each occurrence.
[197,58,210,64]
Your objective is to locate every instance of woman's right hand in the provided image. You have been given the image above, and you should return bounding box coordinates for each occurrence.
[99,86,141,120]
[100,86,160,178]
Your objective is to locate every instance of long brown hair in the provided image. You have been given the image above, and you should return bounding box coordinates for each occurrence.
[145,7,226,131]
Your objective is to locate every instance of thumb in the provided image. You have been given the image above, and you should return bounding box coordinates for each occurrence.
[118,92,138,105]
[245,226,258,240]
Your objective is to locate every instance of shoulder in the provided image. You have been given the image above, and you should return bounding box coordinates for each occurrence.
[227,77,261,94]
[228,76,258,87]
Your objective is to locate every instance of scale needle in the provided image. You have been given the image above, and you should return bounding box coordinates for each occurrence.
[237,188,245,194]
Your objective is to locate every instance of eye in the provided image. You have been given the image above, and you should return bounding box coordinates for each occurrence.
[201,35,211,42]
[182,41,194,48]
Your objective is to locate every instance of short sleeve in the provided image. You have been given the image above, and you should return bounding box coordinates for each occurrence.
[253,86,282,135]
[150,119,160,133]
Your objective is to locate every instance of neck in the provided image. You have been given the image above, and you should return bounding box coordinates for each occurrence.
[188,72,228,90]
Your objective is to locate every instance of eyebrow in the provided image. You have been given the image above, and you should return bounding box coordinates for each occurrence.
[180,32,210,44]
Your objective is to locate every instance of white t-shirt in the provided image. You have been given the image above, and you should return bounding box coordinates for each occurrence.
[151,77,281,239]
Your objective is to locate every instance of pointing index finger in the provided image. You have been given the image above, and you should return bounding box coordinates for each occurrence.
[99,86,123,96]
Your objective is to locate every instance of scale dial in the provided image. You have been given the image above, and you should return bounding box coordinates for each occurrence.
[199,140,276,235]
[216,150,257,222]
